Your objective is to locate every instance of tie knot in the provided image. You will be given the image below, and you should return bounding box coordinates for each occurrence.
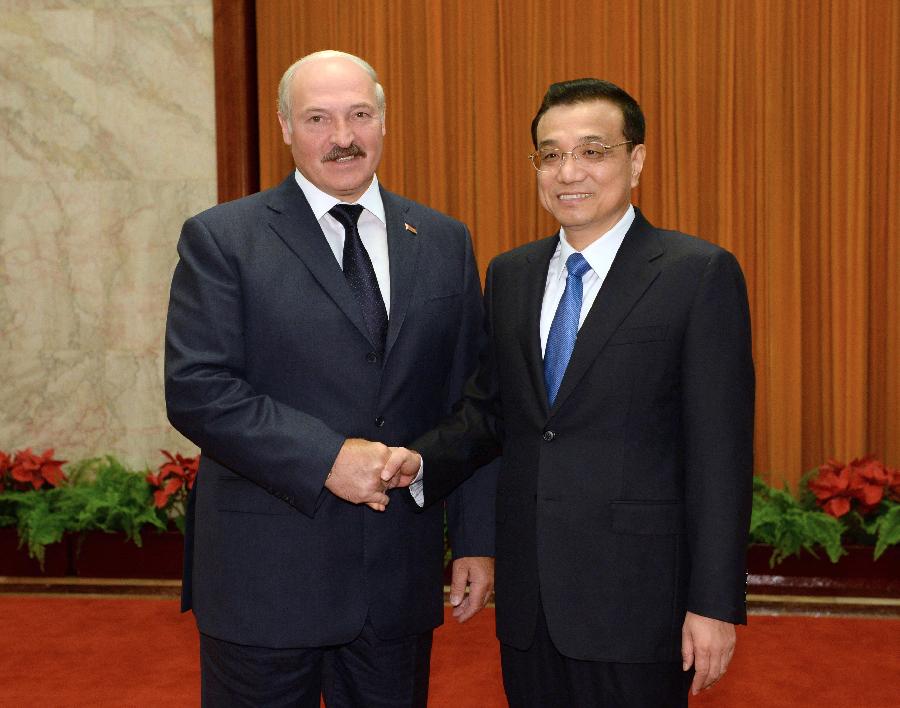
[565,252,591,280]
[329,203,365,229]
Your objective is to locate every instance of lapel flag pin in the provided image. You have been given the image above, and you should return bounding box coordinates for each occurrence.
[404,223,417,234]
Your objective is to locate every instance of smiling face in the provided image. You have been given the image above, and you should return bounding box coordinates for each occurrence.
[535,100,645,249]
[277,56,385,202]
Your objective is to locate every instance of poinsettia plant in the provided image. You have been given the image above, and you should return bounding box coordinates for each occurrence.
[751,455,900,565]
[806,456,900,517]
[0,450,198,566]
[0,448,67,491]
[803,457,900,559]
[146,450,198,532]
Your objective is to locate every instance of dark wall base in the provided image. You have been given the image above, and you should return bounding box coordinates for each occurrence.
[0,528,184,580]
[747,544,900,598]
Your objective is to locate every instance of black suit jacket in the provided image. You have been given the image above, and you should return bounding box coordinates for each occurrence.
[414,209,754,662]
[165,175,496,648]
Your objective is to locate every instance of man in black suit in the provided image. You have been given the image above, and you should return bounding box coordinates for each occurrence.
[165,50,496,707]
[385,79,754,706]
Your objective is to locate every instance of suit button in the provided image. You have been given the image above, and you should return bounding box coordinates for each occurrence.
[374,416,385,427]
[366,352,379,363]
[542,430,556,441]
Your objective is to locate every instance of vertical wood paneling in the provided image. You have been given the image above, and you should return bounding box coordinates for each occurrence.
[212,0,258,202]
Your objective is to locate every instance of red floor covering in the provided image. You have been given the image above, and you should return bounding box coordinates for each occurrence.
[1,596,898,707]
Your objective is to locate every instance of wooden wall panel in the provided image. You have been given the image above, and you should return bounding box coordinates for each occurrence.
[212,0,259,202]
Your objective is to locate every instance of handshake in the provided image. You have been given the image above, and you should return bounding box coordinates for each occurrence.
[324,438,422,511]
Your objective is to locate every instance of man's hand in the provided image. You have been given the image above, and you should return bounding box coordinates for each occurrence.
[681,611,736,695]
[326,438,391,511]
[448,556,494,623]
[381,447,422,489]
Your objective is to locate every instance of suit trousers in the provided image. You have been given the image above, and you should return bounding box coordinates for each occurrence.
[200,618,432,708]
[500,601,692,708]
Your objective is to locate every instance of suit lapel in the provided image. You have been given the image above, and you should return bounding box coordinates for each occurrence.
[550,210,665,414]
[519,236,559,419]
[381,188,419,359]
[264,176,372,345]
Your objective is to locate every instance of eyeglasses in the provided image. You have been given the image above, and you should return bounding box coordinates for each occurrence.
[528,141,632,172]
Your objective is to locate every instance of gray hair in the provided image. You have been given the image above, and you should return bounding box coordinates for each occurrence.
[277,50,386,123]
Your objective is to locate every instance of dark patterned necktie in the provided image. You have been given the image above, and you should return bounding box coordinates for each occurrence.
[544,252,591,405]
[329,204,388,352]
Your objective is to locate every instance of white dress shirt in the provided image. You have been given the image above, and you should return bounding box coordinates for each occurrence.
[293,170,422,498]
[293,169,391,311]
[539,205,635,356]
[414,206,636,508]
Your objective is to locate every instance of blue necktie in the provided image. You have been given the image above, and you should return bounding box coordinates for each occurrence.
[329,203,388,353]
[544,252,591,406]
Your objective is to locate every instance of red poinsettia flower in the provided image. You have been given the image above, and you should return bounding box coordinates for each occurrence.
[146,450,199,509]
[151,477,184,509]
[8,448,67,490]
[808,460,852,517]
[0,450,10,476]
[820,495,851,518]
[808,456,894,518]
[886,467,900,503]
[846,456,888,513]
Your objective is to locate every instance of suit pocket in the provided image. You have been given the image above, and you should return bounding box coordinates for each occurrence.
[216,475,296,516]
[608,325,668,345]
[425,289,462,302]
[610,500,685,535]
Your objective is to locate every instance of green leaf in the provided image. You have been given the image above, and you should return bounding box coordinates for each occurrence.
[62,456,166,542]
[0,487,74,567]
[871,503,900,559]
[750,475,846,565]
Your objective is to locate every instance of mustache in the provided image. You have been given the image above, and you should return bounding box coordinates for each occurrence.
[322,144,366,162]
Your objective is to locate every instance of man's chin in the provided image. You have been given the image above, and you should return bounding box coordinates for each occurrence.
[319,175,375,202]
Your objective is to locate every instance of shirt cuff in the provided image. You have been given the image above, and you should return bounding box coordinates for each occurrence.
[409,458,424,507]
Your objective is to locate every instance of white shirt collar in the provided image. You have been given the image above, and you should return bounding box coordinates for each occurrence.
[555,204,636,281]
[292,168,386,225]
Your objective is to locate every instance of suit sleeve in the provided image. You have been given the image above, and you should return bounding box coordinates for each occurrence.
[164,215,345,518]
[681,249,755,624]
[415,259,505,509]
[441,227,499,558]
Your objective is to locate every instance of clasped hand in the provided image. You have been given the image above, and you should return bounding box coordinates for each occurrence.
[325,439,421,511]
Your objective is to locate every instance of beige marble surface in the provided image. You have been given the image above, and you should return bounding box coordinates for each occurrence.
[0,0,215,469]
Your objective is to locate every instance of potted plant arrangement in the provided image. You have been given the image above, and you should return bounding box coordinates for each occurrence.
[0,448,71,575]
[749,456,900,596]
[4,447,898,593]
[0,449,197,579]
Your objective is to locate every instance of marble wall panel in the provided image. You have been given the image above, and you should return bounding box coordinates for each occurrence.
[97,179,216,353]
[0,0,214,467]
[94,4,216,180]
[1,181,108,352]
[0,9,102,181]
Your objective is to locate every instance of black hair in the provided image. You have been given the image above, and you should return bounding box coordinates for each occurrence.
[530,78,645,149]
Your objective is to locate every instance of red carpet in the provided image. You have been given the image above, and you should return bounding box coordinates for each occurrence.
[1,597,898,707]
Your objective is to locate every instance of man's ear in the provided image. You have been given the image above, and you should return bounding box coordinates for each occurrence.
[277,113,292,146]
[630,143,646,188]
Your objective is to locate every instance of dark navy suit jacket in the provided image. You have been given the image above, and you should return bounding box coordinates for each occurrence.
[165,175,496,648]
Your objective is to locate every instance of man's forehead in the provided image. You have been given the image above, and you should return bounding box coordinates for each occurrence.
[291,59,376,99]
[536,100,625,141]
[537,134,606,149]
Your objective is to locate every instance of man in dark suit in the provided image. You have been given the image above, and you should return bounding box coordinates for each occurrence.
[385,79,754,707]
[164,50,496,707]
